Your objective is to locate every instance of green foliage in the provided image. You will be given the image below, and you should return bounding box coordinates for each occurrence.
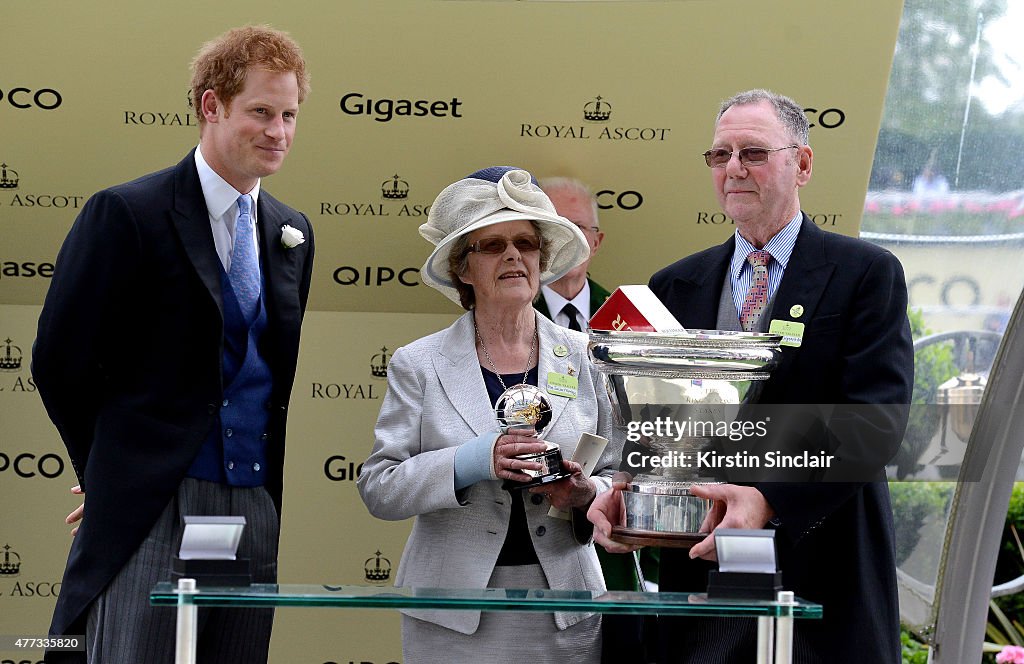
[908,306,959,404]
[870,127,1024,192]
[987,597,1024,646]
[992,486,1024,617]
[901,628,929,664]
[892,308,959,478]
[870,0,1023,193]
[983,485,1024,658]
[889,482,954,565]
[884,0,1008,140]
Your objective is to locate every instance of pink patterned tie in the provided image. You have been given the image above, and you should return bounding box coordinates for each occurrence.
[739,250,771,332]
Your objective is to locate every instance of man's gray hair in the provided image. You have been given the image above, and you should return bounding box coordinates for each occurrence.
[717,89,810,145]
[538,177,600,228]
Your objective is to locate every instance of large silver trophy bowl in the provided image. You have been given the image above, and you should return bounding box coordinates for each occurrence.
[589,329,783,547]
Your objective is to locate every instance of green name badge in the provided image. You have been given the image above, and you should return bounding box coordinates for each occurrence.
[769,319,805,347]
[547,371,579,399]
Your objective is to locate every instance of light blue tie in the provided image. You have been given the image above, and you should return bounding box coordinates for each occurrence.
[228,194,260,323]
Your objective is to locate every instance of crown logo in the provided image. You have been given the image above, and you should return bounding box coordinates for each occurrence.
[381,174,410,200]
[0,163,20,190]
[0,545,22,577]
[0,338,23,372]
[364,550,392,584]
[583,96,612,122]
[370,346,390,379]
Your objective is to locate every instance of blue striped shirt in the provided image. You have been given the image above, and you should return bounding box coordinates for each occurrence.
[731,212,803,317]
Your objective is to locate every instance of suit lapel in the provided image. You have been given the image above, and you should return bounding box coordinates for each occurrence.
[766,217,835,382]
[169,150,224,317]
[434,312,579,437]
[588,277,611,315]
[662,239,734,331]
[533,294,552,320]
[537,314,576,433]
[435,313,500,437]
[256,194,298,328]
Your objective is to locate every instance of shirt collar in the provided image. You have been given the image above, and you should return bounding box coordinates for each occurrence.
[731,211,802,278]
[194,145,261,221]
[541,280,592,320]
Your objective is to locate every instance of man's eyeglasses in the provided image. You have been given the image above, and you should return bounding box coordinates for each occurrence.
[467,234,543,255]
[572,223,601,235]
[702,145,799,168]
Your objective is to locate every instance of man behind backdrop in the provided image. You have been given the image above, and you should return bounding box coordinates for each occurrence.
[534,177,609,330]
[535,177,658,664]
[589,89,913,663]
[33,25,314,664]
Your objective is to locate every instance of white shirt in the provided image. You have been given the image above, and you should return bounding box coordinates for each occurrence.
[194,145,261,272]
[540,281,591,330]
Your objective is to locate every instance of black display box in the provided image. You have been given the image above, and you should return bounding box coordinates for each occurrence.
[171,556,252,587]
[707,569,783,601]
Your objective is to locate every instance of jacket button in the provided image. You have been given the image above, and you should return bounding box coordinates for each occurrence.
[535,526,546,537]
[253,463,261,472]
[224,428,233,438]
[530,494,544,505]
[222,399,230,407]
[227,461,235,470]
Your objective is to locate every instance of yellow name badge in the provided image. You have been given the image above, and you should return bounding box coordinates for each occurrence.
[769,319,805,348]
[547,371,579,399]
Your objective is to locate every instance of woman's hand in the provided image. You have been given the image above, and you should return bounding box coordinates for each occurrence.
[493,433,549,483]
[530,460,595,511]
[66,484,85,536]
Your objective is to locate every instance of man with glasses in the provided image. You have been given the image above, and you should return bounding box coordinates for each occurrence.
[534,178,610,332]
[589,89,913,662]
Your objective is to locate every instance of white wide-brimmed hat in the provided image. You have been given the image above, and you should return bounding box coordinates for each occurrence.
[419,167,590,304]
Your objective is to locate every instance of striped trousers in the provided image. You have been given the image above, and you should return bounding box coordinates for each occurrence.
[86,478,279,664]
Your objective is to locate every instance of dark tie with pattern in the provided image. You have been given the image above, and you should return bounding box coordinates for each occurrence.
[739,250,771,332]
[228,194,260,323]
[562,303,582,331]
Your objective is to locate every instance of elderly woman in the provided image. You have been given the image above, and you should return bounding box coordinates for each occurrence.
[357,167,619,663]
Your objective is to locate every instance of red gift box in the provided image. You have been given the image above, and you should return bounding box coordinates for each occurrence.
[589,285,684,332]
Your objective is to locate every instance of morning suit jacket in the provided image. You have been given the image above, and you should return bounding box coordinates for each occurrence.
[357,311,620,635]
[649,216,913,663]
[33,149,314,645]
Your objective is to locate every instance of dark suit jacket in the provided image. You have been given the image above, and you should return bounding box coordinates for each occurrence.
[534,276,612,323]
[33,150,314,645]
[649,216,912,663]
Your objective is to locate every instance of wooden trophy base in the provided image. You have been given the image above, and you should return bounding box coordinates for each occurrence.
[610,526,708,549]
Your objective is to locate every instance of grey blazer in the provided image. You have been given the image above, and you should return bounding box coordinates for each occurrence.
[357,311,618,634]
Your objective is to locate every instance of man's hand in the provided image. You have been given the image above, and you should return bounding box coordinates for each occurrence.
[66,484,85,536]
[688,484,775,561]
[587,473,642,554]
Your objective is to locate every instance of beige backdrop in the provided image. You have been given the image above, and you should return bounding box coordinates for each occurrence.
[1,1,903,661]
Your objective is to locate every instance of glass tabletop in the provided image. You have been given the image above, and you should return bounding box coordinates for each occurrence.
[151,583,821,619]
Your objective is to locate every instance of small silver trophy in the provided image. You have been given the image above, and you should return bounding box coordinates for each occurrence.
[495,384,569,490]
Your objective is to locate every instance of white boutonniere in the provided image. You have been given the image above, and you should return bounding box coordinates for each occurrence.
[281,225,305,249]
